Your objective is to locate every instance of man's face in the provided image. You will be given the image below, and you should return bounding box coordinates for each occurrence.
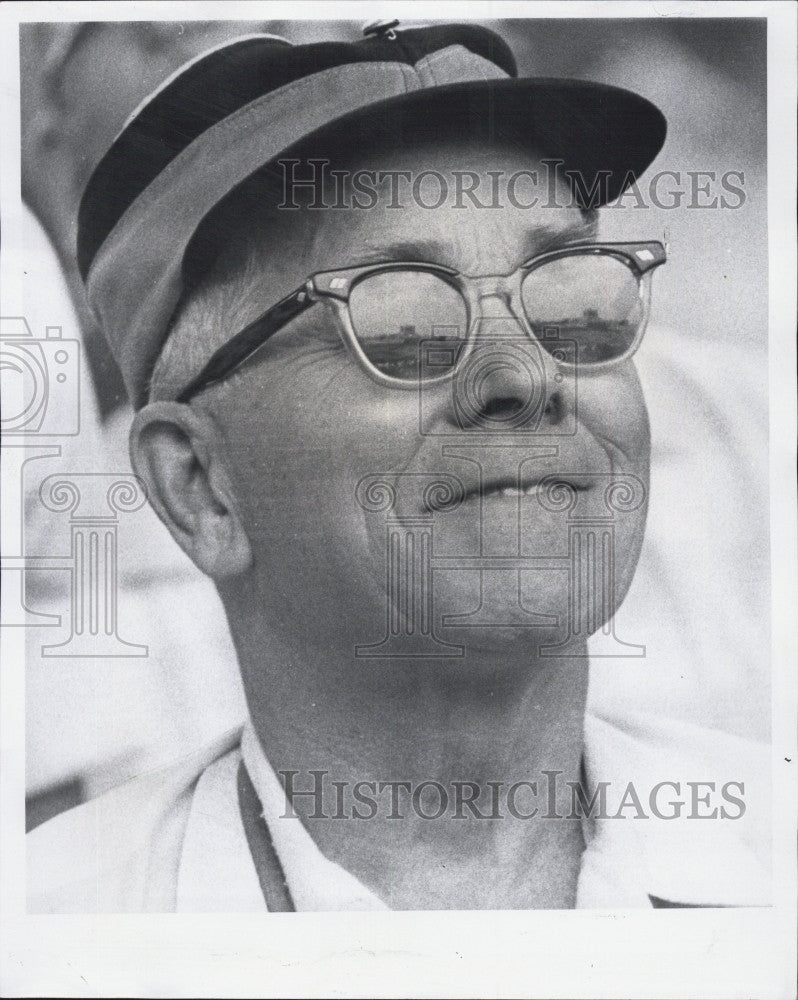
[202,139,650,661]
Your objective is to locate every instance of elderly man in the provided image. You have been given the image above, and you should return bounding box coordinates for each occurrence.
[28,23,768,912]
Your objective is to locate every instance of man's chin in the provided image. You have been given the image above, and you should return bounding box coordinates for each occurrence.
[428,571,630,661]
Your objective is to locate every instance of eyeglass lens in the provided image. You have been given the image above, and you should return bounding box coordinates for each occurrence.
[347,254,645,382]
[520,254,643,365]
[348,270,468,380]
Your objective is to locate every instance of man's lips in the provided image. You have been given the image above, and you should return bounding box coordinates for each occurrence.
[465,475,594,502]
[421,474,597,511]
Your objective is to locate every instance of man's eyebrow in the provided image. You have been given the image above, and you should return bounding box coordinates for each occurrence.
[349,237,452,264]
[346,220,599,270]
[522,220,599,259]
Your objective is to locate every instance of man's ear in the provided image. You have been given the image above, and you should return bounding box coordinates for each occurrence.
[129,401,252,579]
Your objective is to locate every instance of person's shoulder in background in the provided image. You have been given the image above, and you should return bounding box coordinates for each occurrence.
[27,728,241,913]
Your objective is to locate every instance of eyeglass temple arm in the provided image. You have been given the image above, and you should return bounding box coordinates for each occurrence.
[175,283,315,403]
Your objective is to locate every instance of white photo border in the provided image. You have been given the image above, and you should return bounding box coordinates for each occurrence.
[1,3,795,998]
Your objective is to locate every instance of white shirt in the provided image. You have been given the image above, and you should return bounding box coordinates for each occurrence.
[28,707,769,912]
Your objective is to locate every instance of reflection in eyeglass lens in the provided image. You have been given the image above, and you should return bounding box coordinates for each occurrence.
[347,255,644,381]
[521,254,643,364]
[348,270,468,380]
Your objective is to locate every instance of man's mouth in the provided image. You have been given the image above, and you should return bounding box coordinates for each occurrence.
[415,476,594,511]
[470,477,591,502]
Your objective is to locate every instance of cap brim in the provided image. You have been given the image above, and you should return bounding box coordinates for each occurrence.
[210,75,666,216]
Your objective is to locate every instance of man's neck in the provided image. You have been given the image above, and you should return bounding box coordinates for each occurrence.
[235,626,590,910]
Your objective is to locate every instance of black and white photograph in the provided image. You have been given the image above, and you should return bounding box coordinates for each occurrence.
[1,2,795,997]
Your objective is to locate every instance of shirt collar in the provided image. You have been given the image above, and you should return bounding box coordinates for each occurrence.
[175,731,266,912]
[577,710,770,908]
[240,725,387,911]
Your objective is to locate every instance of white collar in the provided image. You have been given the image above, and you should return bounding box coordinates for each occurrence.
[240,725,387,911]
[577,710,771,908]
[175,735,265,912]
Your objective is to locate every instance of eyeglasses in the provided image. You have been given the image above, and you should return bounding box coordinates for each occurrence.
[176,241,666,402]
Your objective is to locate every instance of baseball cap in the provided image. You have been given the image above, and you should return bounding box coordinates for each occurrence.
[77,23,667,407]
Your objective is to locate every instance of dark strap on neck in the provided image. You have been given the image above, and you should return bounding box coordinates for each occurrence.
[236,761,295,912]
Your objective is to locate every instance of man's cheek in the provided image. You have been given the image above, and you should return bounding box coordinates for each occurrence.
[580,372,649,462]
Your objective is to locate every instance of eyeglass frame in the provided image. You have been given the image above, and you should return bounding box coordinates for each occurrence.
[175,240,667,403]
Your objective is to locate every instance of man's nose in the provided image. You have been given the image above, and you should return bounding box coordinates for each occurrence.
[447,294,572,431]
